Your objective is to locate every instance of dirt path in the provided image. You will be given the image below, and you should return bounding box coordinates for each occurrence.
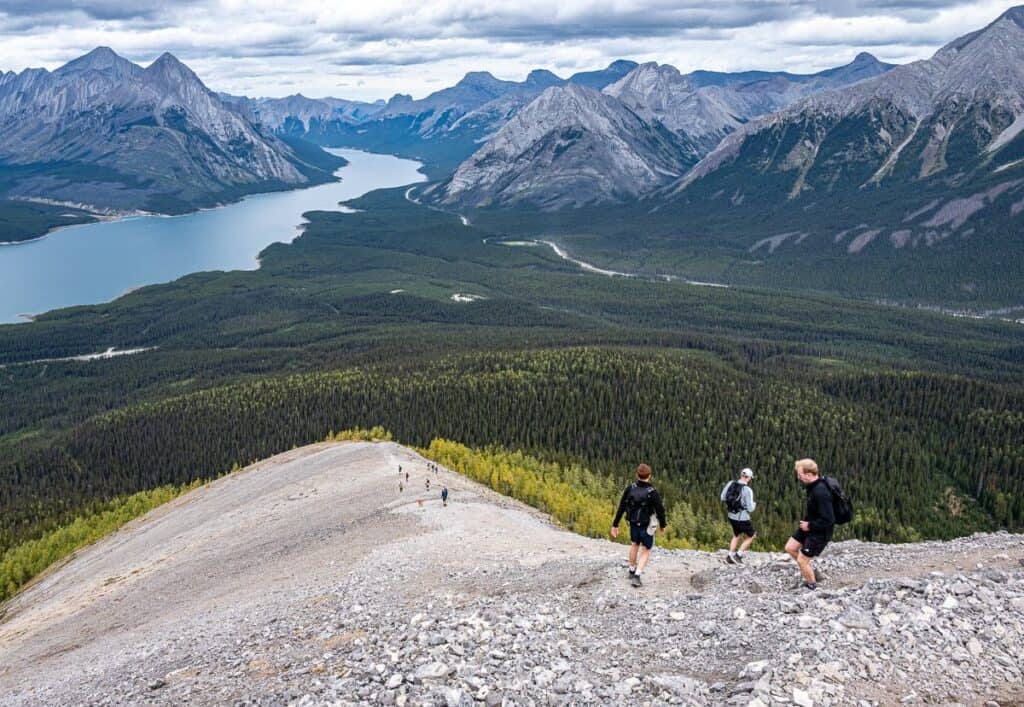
[0,442,716,704]
[1,441,1020,706]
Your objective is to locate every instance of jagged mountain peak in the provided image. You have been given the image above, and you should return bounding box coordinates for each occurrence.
[938,4,1024,57]
[457,71,503,88]
[998,4,1024,26]
[435,81,695,209]
[0,46,315,212]
[607,62,687,90]
[533,82,621,114]
[55,46,140,79]
[565,60,640,89]
[59,46,120,67]
[146,51,196,77]
[606,59,640,71]
[525,68,562,87]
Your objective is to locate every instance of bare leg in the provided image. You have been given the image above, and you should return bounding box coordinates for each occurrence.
[729,535,739,553]
[636,546,652,573]
[797,553,816,583]
[739,533,756,553]
[629,543,639,569]
[784,537,801,560]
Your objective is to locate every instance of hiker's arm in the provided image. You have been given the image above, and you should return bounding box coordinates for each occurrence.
[652,489,668,529]
[744,486,756,513]
[612,488,628,527]
[809,489,834,532]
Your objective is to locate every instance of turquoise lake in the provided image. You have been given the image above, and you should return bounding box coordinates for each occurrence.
[0,149,424,324]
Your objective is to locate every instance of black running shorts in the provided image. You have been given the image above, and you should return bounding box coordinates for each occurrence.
[629,522,655,549]
[729,519,756,537]
[791,527,831,557]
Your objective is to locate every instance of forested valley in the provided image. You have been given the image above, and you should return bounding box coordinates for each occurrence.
[1,187,1021,601]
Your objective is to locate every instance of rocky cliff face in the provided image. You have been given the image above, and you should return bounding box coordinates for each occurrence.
[668,6,1024,253]
[0,48,333,213]
[604,54,894,154]
[1,441,1020,706]
[433,54,894,211]
[260,62,641,171]
[431,84,697,209]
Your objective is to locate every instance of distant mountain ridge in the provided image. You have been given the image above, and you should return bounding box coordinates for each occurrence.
[430,83,697,208]
[605,53,894,152]
[662,5,1024,258]
[253,61,640,177]
[0,48,340,215]
[429,52,894,209]
[420,7,1024,305]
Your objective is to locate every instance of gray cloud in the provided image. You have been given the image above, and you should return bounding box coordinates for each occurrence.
[0,0,208,21]
[0,0,209,19]
[0,0,1008,100]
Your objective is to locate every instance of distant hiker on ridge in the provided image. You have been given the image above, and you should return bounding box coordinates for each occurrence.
[611,463,667,587]
[785,459,834,590]
[441,487,449,507]
[721,467,757,564]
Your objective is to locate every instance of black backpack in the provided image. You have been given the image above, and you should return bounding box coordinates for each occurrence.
[823,476,854,525]
[724,481,745,514]
[625,483,655,525]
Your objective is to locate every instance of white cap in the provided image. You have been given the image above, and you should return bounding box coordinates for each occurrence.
[740,468,754,478]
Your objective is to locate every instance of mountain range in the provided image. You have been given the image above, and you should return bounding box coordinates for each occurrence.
[264,61,641,177]
[0,48,341,216]
[3,8,1024,304]
[418,6,1024,305]
[429,52,894,208]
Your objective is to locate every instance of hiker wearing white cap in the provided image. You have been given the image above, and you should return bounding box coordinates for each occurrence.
[721,468,757,564]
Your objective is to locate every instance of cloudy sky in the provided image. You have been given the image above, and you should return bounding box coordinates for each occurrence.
[0,1,1013,101]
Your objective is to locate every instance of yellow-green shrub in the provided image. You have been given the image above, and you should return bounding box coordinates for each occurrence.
[0,481,201,602]
[421,438,707,550]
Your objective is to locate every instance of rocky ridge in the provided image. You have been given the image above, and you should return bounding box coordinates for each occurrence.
[433,84,696,208]
[674,6,1024,194]
[0,441,1021,706]
[604,54,893,153]
[0,48,333,212]
[267,61,641,166]
[432,53,893,211]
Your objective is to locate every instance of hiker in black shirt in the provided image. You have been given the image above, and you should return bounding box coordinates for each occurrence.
[785,458,834,590]
[611,463,667,587]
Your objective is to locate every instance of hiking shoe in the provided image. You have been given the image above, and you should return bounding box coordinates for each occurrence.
[734,554,744,564]
[725,553,737,565]
[631,573,643,587]
[803,581,818,591]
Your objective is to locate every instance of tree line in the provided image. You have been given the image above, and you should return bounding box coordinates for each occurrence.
[2,348,1019,558]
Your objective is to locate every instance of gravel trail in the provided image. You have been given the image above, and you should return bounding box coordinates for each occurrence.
[1,441,1021,706]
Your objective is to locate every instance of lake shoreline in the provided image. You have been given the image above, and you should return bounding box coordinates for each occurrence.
[0,149,424,325]
[0,173,346,248]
